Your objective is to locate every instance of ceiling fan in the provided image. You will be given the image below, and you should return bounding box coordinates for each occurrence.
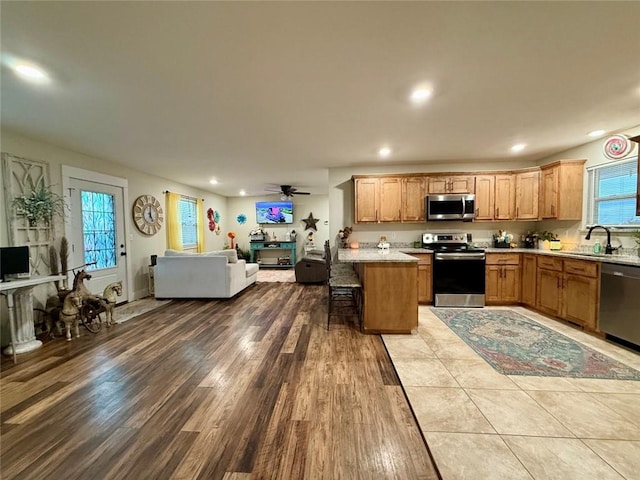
[266,185,311,200]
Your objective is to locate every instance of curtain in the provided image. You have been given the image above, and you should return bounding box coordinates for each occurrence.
[196,198,205,253]
[165,192,182,250]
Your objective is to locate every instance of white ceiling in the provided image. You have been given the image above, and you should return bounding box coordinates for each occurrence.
[2,2,640,197]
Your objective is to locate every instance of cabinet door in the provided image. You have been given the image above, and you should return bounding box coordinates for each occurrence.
[379,177,402,222]
[556,162,585,220]
[354,178,379,222]
[485,265,502,303]
[515,171,540,219]
[494,174,514,220]
[501,265,521,303]
[563,273,598,330]
[427,177,449,194]
[474,175,495,220]
[540,166,558,219]
[417,264,432,304]
[536,268,562,316]
[449,176,475,193]
[521,254,537,307]
[401,177,426,222]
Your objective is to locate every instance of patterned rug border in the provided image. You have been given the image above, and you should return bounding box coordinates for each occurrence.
[430,308,640,381]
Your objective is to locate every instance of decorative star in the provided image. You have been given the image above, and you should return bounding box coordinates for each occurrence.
[302,212,319,231]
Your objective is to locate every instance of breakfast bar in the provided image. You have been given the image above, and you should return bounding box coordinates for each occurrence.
[338,249,418,334]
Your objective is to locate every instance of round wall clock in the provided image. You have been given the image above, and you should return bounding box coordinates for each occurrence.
[133,195,163,236]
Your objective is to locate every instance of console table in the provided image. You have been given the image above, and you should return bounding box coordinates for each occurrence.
[249,241,296,269]
[1,275,63,363]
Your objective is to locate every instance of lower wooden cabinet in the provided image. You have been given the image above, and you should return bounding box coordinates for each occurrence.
[536,256,599,331]
[485,253,520,304]
[562,259,599,330]
[412,253,433,304]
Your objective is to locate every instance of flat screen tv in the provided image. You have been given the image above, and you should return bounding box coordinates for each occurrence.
[0,245,30,281]
[256,201,294,224]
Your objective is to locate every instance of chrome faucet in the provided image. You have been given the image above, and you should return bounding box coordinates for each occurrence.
[584,225,616,254]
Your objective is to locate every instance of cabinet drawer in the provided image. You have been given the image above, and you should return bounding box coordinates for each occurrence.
[486,253,520,265]
[563,259,598,278]
[412,253,433,265]
[537,256,563,271]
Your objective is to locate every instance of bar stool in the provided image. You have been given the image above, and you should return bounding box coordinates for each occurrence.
[324,240,362,330]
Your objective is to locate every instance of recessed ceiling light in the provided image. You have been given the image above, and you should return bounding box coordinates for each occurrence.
[511,143,526,153]
[409,86,433,104]
[12,62,50,83]
[209,178,218,185]
[378,146,392,158]
[588,130,606,137]
[239,189,246,196]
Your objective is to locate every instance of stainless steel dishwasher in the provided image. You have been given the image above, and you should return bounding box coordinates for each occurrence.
[599,262,640,348]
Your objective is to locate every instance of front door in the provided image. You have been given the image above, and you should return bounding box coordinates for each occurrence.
[66,177,129,303]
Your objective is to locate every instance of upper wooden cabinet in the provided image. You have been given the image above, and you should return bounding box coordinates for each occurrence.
[474,174,514,221]
[427,175,474,194]
[353,176,402,223]
[401,176,426,222]
[354,177,379,222]
[539,160,586,220]
[514,170,540,220]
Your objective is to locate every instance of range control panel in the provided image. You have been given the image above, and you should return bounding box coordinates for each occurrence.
[422,232,472,244]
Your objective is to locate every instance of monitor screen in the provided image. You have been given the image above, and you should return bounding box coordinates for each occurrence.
[256,201,294,224]
[0,245,30,281]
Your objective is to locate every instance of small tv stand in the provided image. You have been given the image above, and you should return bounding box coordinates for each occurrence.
[249,241,296,269]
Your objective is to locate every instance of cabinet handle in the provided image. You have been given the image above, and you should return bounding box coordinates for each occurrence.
[398,209,401,219]
[516,207,519,218]
[496,207,500,217]
[551,205,555,216]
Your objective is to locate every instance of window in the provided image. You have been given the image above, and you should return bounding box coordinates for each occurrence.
[179,197,198,248]
[80,190,117,269]
[588,157,640,227]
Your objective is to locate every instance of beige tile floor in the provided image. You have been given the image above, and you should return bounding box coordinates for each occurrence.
[382,306,640,480]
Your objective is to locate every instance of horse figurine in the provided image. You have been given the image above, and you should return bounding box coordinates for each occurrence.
[73,269,101,303]
[102,281,123,327]
[60,291,83,341]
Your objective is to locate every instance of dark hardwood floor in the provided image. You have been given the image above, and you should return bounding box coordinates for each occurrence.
[1,283,439,479]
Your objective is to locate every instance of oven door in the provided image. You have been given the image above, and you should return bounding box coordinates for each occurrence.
[433,252,485,307]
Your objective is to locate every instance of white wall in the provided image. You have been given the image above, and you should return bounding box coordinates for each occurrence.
[227,193,329,260]
[536,124,640,250]
[0,129,228,345]
[329,160,540,248]
[328,126,640,250]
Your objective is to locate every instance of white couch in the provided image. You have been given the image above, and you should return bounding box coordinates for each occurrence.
[154,249,259,299]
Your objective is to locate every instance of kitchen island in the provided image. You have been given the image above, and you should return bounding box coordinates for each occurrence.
[338,249,418,334]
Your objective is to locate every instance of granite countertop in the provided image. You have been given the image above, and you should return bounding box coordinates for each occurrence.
[338,248,419,263]
[485,247,640,267]
[339,246,640,267]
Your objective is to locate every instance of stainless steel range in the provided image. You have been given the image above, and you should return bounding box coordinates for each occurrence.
[422,232,486,307]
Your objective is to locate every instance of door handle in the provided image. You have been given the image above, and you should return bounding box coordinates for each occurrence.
[120,252,127,256]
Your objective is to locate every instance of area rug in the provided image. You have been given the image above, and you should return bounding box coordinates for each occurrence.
[430,308,640,380]
[114,297,171,324]
[256,269,295,283]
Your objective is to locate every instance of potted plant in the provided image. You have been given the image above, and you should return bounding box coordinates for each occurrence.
[534,231,558,250]
[12,180,66,226]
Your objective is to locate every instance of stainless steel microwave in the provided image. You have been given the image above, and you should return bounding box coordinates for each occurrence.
[426,194,476,221]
